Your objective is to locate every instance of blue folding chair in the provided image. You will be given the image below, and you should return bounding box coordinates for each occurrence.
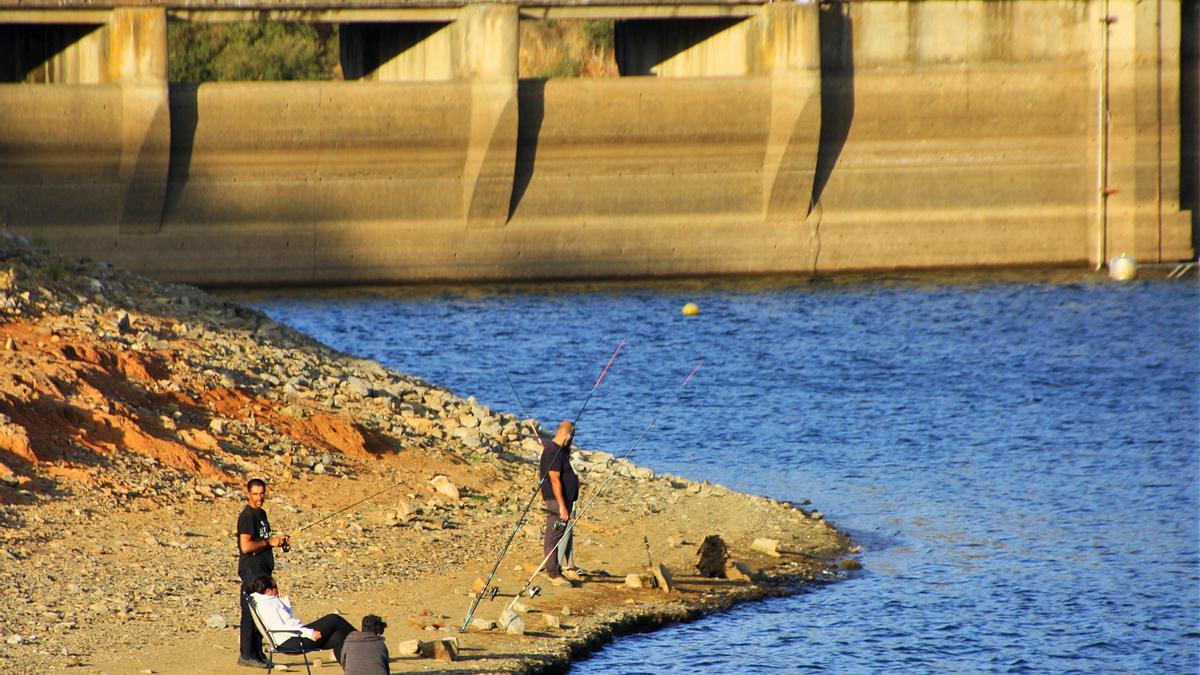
[243,592,318,674]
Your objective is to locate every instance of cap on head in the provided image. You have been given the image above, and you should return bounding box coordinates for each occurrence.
[361,614,387,634]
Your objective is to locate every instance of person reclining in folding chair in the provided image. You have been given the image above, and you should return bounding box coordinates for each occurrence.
[248,575,356,665]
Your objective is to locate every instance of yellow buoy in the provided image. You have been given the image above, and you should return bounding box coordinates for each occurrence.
[1108,254,1137,282]
[681,302,700,316]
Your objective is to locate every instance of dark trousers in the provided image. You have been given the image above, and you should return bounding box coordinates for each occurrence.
[543,499,574,578]
[277,614,356,662]
[239,574,265,659]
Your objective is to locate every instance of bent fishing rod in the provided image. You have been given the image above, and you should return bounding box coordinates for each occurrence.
[460,339,626,632]
[497,359,702,616]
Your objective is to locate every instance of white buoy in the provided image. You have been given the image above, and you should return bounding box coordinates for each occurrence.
[1108,254,1137,281]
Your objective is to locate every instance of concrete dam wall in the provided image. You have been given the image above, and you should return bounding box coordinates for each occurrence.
[0,0,1193,285]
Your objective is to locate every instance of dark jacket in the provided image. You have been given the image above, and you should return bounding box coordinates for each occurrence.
[339,630,389,675]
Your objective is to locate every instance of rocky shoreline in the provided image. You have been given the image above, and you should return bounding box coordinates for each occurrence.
[0,233,853,674]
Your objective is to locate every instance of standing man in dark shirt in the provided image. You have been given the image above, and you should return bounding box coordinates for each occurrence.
[237,477,288,669]
[540,420,580,586]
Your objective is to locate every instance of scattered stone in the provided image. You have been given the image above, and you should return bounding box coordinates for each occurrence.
[543,613,560,629]
[498,608,525,635]
[345,377,370,398]
[114,310,132,334]
[204,614,227,630]
[394,639,421,656]
[751,537,805,557]
[3,337,13,351]
[751,538,783,557]
[631,466,654,480]
[652,563,674,593]
[840,559,862,570]
[470,617,496,631]
[429,475,459,500]
[725,561,755,582]
[509,600,530,614]
[470,577,487,594]
[624,573,656,589]
[418,638,458,661]
[561,606,572,617]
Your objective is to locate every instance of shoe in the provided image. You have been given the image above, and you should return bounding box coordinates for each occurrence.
[237,656,269,669]
[561,569,584,582]
[548,575,576,587]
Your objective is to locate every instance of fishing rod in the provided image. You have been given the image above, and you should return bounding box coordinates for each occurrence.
[284,481,407,546]
[497,359,702,619]
[460,339,626,632]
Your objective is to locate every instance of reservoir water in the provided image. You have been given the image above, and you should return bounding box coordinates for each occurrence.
[233,271,1199,673]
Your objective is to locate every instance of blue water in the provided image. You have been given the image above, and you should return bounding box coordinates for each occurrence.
[232,272,1200,673]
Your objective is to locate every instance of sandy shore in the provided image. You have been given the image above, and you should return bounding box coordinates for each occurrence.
[0,234,853,673]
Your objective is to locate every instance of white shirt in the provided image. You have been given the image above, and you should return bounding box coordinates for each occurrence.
[250,592,315,640]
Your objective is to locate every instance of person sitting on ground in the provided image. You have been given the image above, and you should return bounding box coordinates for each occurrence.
[248,575,356,663]
[339,614,389,675]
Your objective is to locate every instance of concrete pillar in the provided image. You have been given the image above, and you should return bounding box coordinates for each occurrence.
[455,4,518,228]
[759,2,822,224]
[106,8,170,234]
[1096,0,1193,264]
[614,5,821,230]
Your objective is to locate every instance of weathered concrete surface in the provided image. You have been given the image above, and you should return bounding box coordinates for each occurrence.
[0,0,1193,284]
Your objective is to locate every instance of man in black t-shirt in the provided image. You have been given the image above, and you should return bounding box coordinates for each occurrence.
[236,477,288,669]
[540,420,580,585]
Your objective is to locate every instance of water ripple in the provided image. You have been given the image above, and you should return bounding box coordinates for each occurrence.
[233,274,1200,674]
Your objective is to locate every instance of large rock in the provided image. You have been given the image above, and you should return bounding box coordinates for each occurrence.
[696,534,728,578]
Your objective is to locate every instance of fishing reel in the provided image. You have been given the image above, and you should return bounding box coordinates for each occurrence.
[527,585,541,598]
